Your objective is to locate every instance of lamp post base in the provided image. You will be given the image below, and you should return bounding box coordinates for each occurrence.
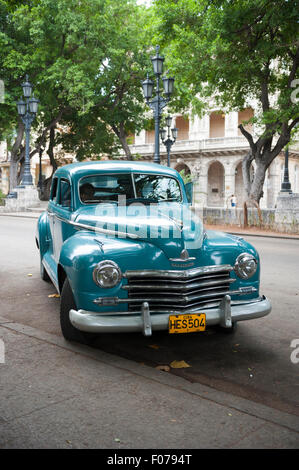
[1,186,40,212]
[280,182,292,193]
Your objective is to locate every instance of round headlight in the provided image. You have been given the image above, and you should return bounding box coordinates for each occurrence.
[93,260,122,288]
[234,253,257,279]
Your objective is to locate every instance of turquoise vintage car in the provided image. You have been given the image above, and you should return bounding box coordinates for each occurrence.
[36,161,271,343]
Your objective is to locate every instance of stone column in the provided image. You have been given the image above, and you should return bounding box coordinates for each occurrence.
[197,115,210,140]
[225,112,239,137]
[189,115,200,140]
[191,161,208,209]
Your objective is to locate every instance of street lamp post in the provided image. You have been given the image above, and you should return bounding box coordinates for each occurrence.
[17,75,39,186]
[142,46,174,165]
[281,146,292,193]
[160,115,178,167]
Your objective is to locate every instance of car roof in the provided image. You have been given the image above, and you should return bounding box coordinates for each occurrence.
[54,160,181,180]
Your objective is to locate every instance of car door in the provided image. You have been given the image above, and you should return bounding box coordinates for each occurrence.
[53,178,74,263]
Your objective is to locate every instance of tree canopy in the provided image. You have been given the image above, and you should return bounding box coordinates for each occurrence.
[0,0,298,206]
[0,0,152,191]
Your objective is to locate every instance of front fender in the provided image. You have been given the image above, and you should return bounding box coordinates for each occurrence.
[58,231,165,311]
[36,211,50,257]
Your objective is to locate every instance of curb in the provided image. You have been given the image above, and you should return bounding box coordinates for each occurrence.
[226,231,299,241]
[0,212,41,219]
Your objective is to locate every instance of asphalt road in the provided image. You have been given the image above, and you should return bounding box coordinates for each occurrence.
[1,215,299,418]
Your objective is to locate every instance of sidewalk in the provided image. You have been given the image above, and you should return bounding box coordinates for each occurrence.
[205,223,299,240]
[0,314,298,449]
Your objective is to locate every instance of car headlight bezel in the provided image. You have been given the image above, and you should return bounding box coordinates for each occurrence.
[234,253,258,280]
[93,260,122,288]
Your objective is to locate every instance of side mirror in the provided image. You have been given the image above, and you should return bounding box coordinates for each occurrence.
[185,181,193,204]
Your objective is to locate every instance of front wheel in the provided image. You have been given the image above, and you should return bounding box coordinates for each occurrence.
[60,278,96,345]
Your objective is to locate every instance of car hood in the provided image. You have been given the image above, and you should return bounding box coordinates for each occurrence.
[73,203,204,260]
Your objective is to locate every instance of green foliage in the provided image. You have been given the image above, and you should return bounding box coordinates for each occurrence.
[0,188,5,204]
[179,169,192,184]
[0,0,152,161]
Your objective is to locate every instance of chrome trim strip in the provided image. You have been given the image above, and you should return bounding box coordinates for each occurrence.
[124,264,233,279]
[122,278,236,291]
[87,296,263,316]
[51,212,140,239]
[93,286,257,306]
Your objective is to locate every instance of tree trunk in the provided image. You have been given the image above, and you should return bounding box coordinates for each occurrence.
[9,121,24,192]
[40,126,57,200]
[111,123,133,160]
[242,151,267,227]
[47,126,57,172]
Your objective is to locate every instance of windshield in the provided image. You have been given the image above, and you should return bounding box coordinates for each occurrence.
[79,173,182,204]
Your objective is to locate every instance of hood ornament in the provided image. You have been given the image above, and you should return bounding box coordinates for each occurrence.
[180,249,190,260]
[169,248,196,264]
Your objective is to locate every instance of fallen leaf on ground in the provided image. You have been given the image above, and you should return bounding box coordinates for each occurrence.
[27,274,32,277]
[149,344,160,350]
[114,438,121,442]
[48,294,60,298]
[156,365,170,372]
[170,360,191,369]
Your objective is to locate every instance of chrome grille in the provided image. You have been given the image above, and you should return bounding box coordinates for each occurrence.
[123,265,235,312]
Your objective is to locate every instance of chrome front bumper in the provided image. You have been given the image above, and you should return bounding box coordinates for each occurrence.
[69,295,271,336]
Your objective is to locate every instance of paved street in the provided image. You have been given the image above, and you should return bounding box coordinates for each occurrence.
[0,215,299,449]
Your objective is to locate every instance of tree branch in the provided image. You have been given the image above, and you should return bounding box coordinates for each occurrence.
[238,124,256,153]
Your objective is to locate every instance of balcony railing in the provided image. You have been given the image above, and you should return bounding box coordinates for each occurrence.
[127,135,250,156]
[125,135,299,158]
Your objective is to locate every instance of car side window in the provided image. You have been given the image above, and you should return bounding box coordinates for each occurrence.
[50,177,58,203]
[59,179,71,208]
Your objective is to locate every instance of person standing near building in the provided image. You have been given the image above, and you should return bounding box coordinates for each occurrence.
[230,194,237,223]
[230,194,237,208]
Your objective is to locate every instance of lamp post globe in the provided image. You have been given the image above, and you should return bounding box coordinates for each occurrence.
[21,75,32,98]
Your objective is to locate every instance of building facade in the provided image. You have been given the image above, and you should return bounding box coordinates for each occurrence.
[129,108,299,210]
[1,107,298,210]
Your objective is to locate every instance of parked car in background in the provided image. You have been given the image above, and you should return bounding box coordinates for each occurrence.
[36,161,271,344]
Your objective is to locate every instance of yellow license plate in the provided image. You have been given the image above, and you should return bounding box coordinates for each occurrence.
[169,313,206,334]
